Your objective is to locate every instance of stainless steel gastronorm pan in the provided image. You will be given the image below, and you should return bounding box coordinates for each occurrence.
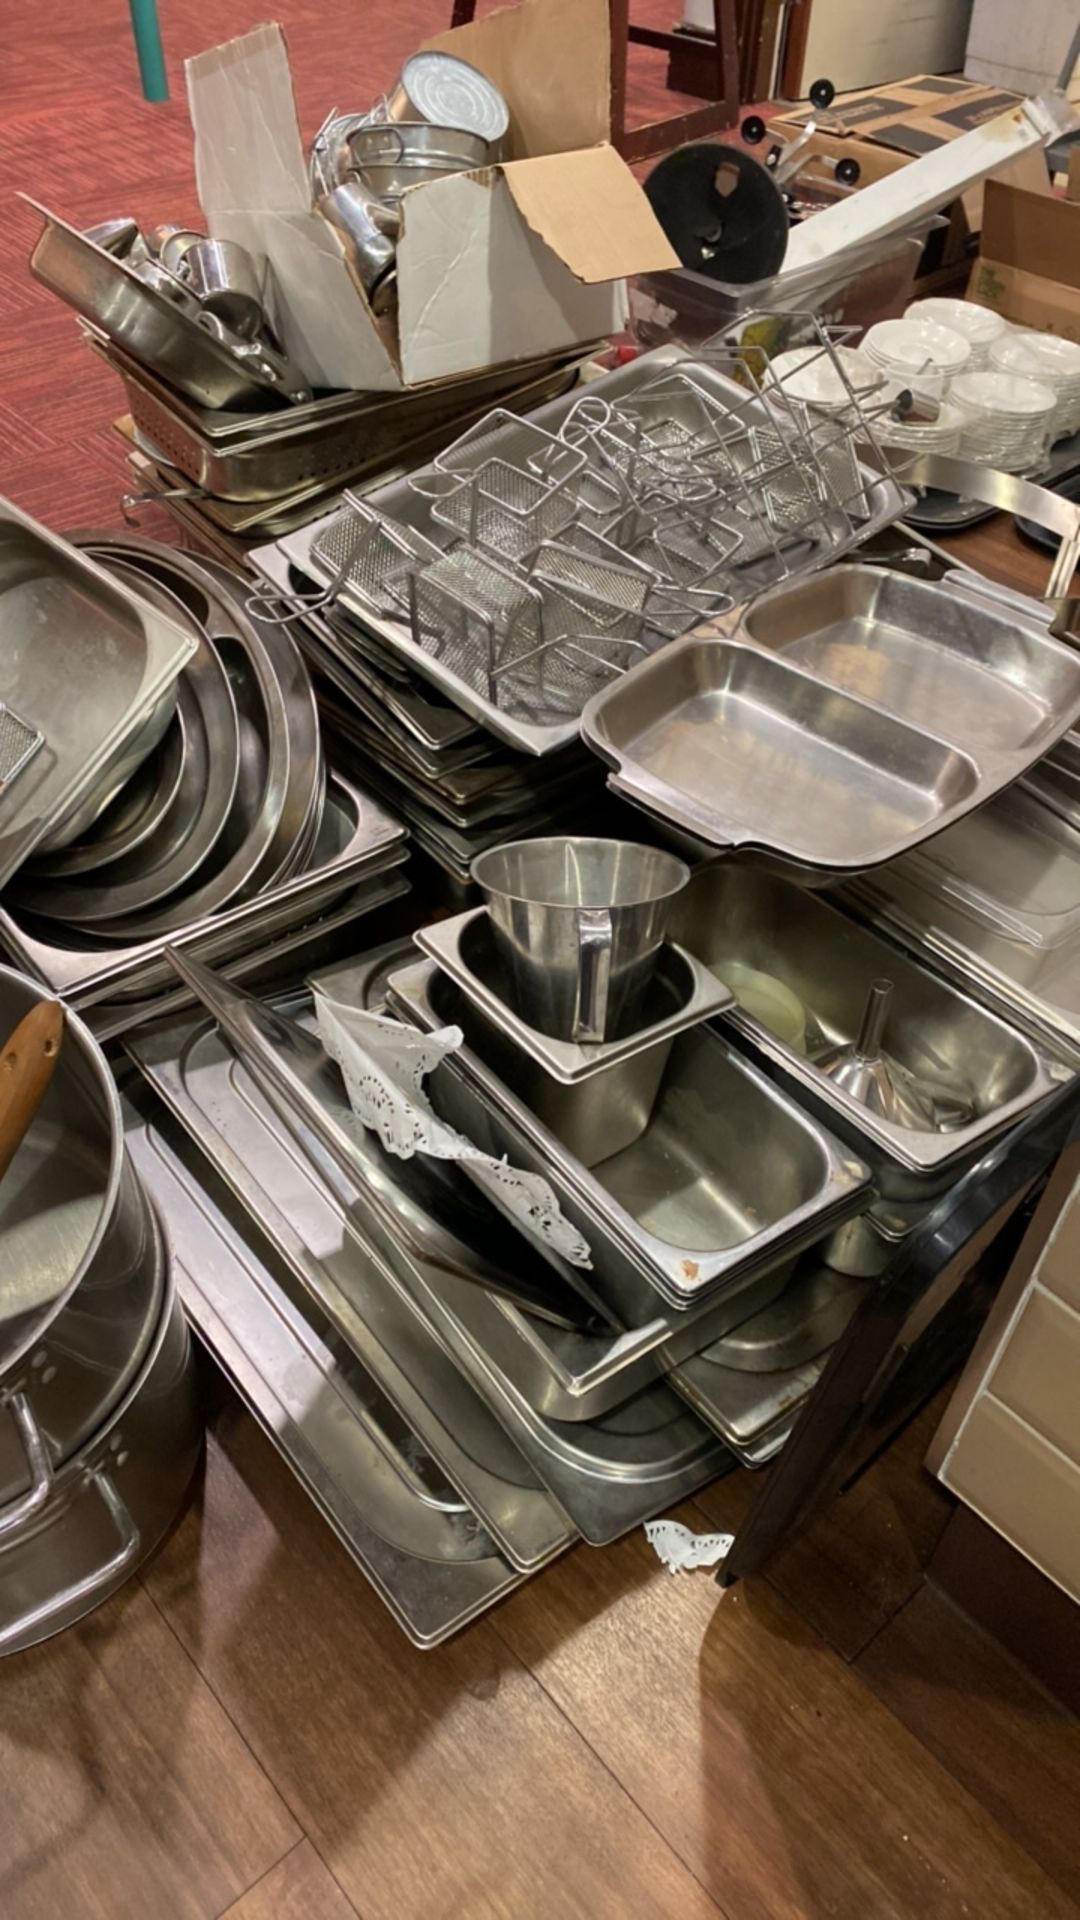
[388,955,869,1310]
[668,865,1072,1173]
[582,634,980,869]
[730,565,1080,765]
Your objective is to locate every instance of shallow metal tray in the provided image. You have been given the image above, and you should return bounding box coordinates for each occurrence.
[0,768,406,1004]
[280,348,907,758]
[582,633,981,870]
[124,1032,573,1572]
[416,909,733,1084]
[122,1089,526,1647]
[668,865,1072,1173]
[727,565,1080,769]
[388,955,869,1311]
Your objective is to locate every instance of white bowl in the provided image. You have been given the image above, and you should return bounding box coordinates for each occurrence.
[769,344,878,412]
[904,297,1008,355]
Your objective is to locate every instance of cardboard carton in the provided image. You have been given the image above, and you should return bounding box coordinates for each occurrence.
[186,0,680,394]
[968,173,1080,342]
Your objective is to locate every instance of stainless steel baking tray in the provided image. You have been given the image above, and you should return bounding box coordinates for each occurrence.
[725,565,1080,769]
[0,768,406,1004]
[668,865,1072,1172]
[278,348,907,758]
[388,955,870,1311]
[582,633,981,870]
[416,908,733,1084]
[121,1088,526,1646]
[27,201,311,410]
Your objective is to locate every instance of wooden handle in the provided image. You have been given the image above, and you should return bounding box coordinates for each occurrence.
[0,1001,64,1184]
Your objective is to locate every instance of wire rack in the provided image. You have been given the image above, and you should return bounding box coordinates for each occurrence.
[292,319,896,729]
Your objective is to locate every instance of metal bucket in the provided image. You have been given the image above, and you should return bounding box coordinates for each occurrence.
[0,965,164,1514]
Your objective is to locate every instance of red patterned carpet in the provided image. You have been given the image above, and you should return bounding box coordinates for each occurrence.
[0,0,711,536]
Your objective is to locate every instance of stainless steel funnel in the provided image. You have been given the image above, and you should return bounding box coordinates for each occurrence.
[470,837,689,1044]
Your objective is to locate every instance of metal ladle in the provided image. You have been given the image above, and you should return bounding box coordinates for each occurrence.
[815,978,975,1133]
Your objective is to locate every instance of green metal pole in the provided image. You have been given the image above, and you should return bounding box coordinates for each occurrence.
[128,0,168,101]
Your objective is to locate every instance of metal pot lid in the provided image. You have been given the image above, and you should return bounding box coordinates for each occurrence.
[398,51,509,143]
[0,966,126,1367]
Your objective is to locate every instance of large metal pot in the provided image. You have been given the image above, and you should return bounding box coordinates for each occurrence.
[0,966,164,1513]
[347,121,490,202]
[0,1267,201,1655]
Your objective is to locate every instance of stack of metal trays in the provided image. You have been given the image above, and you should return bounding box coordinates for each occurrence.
[249,532,610,891]
[99,329,593,548]
[124,955,733,1646]
[846,763,1080,1063]
[0,537,409,1036]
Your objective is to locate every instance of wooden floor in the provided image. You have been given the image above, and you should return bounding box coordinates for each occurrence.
[3,1386,1078,1920]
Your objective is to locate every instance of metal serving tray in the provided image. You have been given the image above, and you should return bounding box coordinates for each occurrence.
[121,1088,526,1647]
[581,633,981,870]
[27,201,310,410]
[668,865,1072,1173]
[279,348,907,758]
[388,955,869,1311]
[726,566,1080,767]
[416,908,733,1084]
[0,768,406,1004]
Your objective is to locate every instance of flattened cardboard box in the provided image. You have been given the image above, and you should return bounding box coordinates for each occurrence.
[186,0,679,394]
[772,72,1039,249]
[969,176,1080,342]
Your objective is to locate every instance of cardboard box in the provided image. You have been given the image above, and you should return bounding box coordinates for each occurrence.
[968,174,1080,341]
[771,73,1047,259]
[185,0,680,395]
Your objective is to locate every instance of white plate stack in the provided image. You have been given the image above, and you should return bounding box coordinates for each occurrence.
[988,329,1080,442]
[767,344,880,416]
[949,368,1056,473]
[875,396,965,456]
[904,297,1009,369]
[862,317,971,401]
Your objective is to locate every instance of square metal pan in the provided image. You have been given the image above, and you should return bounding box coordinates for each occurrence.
[416,908,733,1083]
[122,1085,527,1647]
[668,865,1073,1174]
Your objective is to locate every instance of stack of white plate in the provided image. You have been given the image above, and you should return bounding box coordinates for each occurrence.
[875,396,965,456]
[949,368,1056,473]
[904,297,1009,369]
[767,343,880,415]
[862,316,971,401]
[988,329,1080,441]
